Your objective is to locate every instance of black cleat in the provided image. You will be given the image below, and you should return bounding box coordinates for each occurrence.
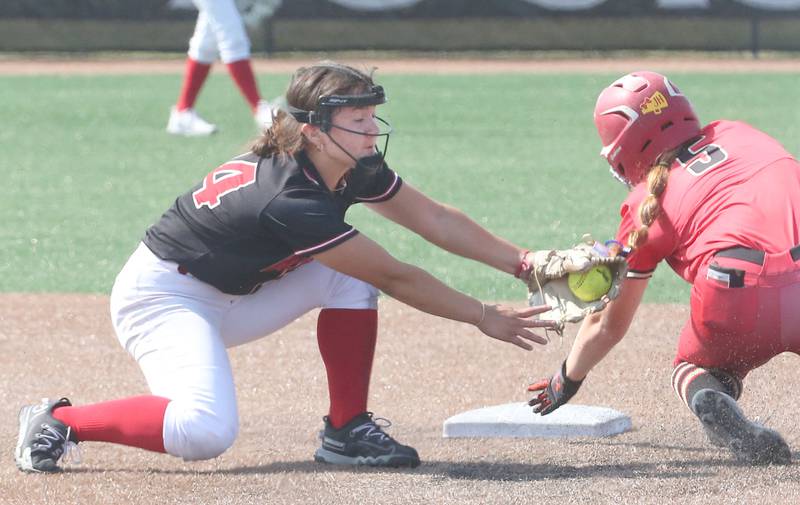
[314,412,420,468]
[15,398,79,473]
[692,389,791,465]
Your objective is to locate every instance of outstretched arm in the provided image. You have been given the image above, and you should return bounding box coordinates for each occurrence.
[366,183,526,276]
[565,277,648,379]
[528,277,647,414]
[313,233,556,350]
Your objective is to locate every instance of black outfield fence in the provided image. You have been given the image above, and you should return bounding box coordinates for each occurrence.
[1,0,799,54]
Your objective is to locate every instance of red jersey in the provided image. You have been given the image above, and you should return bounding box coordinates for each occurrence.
[616,120,800,283]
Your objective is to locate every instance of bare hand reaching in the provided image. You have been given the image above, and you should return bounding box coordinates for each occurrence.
[476,303,556,350]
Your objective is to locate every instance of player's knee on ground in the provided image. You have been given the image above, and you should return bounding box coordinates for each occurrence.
[164,403,239,461]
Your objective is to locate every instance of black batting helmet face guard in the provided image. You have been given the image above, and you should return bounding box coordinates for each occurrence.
[291,83,393,184]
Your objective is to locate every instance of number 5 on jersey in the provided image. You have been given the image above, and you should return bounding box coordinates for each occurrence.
[192,161,258,209]
[677,136,729,177]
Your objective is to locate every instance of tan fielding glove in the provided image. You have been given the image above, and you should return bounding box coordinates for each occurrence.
[527,235,628,335]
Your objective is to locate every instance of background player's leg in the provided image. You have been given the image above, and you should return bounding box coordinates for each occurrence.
[199,0,271,127]
[176,57,212,112]
[168,5,218,136]
[225,59,261,112]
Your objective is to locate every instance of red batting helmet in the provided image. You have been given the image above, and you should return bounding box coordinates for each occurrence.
[593,71,701,186]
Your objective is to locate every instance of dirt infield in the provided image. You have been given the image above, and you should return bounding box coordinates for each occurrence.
[3,55,800,503]
[2,294,800,505]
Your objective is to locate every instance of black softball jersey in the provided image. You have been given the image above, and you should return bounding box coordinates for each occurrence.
[143,151,402,295]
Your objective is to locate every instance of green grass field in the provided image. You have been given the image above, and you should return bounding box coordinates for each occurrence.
[3,71,799,301]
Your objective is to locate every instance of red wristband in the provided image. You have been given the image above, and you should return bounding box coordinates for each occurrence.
[515,250,532,279]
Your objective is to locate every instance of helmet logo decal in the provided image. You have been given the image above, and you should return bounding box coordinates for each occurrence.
[640,91,668,115]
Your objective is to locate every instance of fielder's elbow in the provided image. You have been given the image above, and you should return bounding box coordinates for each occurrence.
[371,262,421,300]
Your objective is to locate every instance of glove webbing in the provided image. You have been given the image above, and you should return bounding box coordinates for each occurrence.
[530,272,559,343]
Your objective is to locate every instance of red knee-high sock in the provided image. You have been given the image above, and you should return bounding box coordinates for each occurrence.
[52,395,170,453]
[176,58,212,111]
[317,308,378,429]
[225,59,261,110]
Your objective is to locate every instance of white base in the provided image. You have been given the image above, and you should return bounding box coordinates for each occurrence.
[442,402,632,438]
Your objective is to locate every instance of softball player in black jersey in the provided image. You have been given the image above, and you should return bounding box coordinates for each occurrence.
[16,61,565,472]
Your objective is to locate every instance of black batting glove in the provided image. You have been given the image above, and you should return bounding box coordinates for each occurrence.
[527,361,584,415]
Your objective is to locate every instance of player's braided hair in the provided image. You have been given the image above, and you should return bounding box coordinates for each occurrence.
[626,149,677,250]
[251,61,376,158]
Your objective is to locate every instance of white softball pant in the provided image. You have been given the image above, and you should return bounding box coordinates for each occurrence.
[109,242,378,461]
[188,0,251,64]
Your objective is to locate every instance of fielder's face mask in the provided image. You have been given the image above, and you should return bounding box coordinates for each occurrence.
[290,85,392,183]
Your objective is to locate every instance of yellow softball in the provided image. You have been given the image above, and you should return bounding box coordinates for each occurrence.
[567,265,612,302]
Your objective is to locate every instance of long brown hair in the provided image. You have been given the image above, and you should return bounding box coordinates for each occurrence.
[251,61,376,158]
[626,149,678,250]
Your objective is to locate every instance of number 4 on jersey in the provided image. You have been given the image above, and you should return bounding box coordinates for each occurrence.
[192,161,258,209]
